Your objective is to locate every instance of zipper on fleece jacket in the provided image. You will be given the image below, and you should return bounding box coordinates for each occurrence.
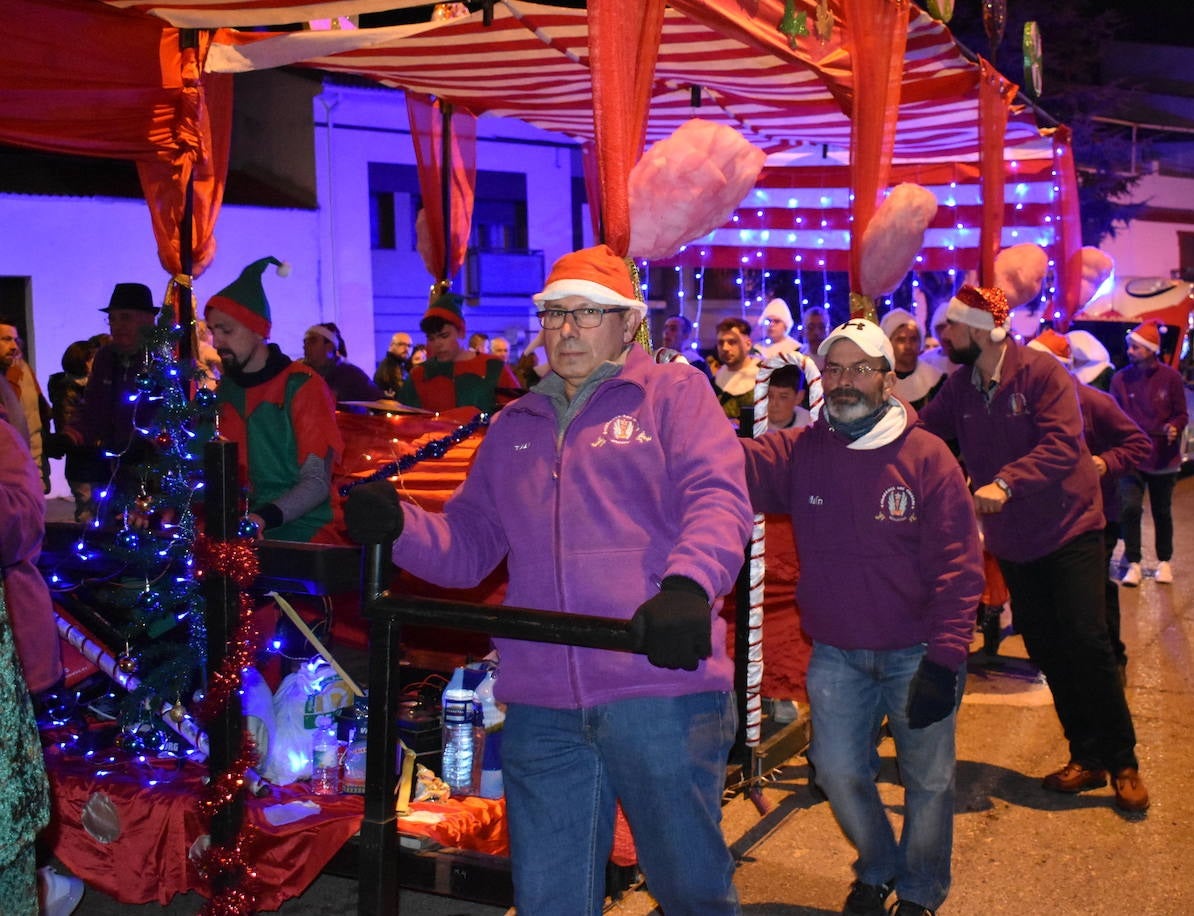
[552,418,585,705]
[549,374,642,707]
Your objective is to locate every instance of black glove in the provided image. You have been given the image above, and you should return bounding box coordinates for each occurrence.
[629,576,711,671]
[905,658,959,729]
[44,431,72,460]
[344,480,405,544]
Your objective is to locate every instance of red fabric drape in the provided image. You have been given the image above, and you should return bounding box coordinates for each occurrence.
[1052,127,1083,327]
[580,141,603,244]
[0,0,229,280]
[978,58,1016,287]
[588,0,665,255]
[406,93,477,291]
[843,0,909,296]
[136,35,232,279]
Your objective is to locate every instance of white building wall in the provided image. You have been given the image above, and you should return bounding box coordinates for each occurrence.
[312,83,582,365]
[0,192,320,496]
[1101,173,1194,278]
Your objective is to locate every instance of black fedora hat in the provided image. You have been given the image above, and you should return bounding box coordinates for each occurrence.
[100,282,158,314]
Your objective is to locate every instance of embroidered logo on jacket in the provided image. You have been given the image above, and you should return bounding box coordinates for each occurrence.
[876,485,917,522]
[591,414,653,447]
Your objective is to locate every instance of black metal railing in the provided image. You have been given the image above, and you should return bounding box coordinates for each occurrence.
[356,543,640,916]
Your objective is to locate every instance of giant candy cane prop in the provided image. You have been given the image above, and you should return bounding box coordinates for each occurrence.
[744,353,823,744]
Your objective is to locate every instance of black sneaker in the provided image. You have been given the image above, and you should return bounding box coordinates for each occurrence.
[888,901,935,916]
[844,879,894,915]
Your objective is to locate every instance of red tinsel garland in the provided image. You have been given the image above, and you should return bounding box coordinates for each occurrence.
[198,593,259,726]
[194,536,265,915]
[195,535,261,587]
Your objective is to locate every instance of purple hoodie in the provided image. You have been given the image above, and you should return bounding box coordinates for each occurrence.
[742,398,983,670]
[1110,360,1188,473]
[918,340,1104,563]
[392,345,752,708]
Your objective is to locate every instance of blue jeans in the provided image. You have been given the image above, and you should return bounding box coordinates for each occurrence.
[502,692,740,916]
[807,643,962,911]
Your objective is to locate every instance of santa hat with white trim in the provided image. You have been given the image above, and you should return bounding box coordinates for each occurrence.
[1127,320,1162,354]
[1027,328,1073,367]
[533,244,646,314]
[945,284,1012,343]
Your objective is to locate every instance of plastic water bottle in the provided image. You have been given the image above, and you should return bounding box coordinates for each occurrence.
[340,699,369,795]
[441,685,484,796]
[311,721,342,795]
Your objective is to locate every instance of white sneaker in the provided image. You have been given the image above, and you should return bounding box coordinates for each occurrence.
[38,866,84,916]
[1121,562,1142,587]
[1155,561,1173,584]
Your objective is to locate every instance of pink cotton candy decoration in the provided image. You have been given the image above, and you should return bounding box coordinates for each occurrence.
[628,119,766,260]
[857,183,938,297]
[1075,246,1114,306]
[994,243,1048,308]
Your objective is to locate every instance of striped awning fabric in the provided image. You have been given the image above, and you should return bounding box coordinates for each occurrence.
[202,0,1048,162]
[107,0,1064,273]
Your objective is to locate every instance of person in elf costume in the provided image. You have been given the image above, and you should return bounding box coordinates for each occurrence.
[398,292,520,413]
[204,257,345,544]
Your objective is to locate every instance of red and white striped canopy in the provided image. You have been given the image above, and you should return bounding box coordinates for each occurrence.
[204,0,1047,163]
[99,0,1064,277]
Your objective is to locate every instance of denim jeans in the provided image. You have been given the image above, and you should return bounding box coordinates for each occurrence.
[1119,470,1178,563]
[998,529,1138,773]
[807,642,962,911]
[502,691,740,916]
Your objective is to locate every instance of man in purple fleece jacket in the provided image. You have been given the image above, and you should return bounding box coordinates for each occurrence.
[743,319,982,916]
[1029,330,1151,678]
[346,245,752,916]
[1110,320,1189,587]
[918,285,1149,814]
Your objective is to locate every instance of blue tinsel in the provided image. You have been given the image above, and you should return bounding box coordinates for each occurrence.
[338,412,490,497]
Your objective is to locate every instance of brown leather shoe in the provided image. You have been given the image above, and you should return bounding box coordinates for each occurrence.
[1113,767,1150,812]
[1042,761,1108,793]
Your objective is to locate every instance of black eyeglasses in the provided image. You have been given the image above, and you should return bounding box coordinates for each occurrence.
[537,306,630,330]
[821,362,886,381]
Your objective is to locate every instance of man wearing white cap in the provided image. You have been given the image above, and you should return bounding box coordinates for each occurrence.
[742,319,983,916]
[879,308,944,411]
[756,297,801,360]
[345,243,751,915]
[1111,320,1188,586]
[918,285,1150,813]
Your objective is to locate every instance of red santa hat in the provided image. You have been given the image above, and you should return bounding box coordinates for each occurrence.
[1128,320,1162,354]
[945,284,1011,343]
[533,244,645,314]
[1027,328,1073,367]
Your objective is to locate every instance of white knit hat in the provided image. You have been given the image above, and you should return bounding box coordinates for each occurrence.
[879,307,920,341]
[761,297,794,329]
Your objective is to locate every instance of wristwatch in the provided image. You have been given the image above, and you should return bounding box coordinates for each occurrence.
[993,477,1012,500]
